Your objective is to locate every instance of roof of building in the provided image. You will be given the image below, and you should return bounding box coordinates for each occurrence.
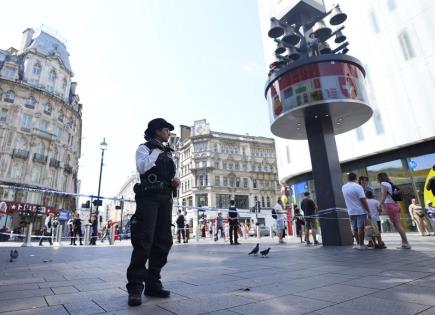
[27,30,72,71]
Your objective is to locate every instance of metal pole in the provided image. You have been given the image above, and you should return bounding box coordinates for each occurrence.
[95,147,105,228]
[120,196,124,240]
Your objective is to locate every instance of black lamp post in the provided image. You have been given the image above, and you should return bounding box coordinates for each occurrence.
[94,138,107,227]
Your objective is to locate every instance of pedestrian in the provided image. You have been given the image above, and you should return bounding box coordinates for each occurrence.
[215,212,225,241]
[358,176,374,195]
[39,213,54,246]
[292,208,305,243]
[176,210,186,243]
[228,200,240,245]
[73,214,83,246]
[377,172,411,249]
[300,192,319,245]
[67,218,74,245]
[185,223,190,243]
[342,172,371,250]
[126,118,179,306]
[426,164,435,197]
[101,221,111,243]
[274,198,286,244]
[408,197,432,236]
[426,201,435,232]
[365,191,386,249]
[90,216,98,245]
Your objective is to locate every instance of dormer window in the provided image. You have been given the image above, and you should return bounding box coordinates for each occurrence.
[4,67,15,79]
[32,63,41,76]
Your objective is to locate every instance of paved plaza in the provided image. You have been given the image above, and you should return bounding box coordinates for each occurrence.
[0,234,435,315]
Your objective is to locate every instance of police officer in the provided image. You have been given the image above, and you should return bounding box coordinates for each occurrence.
[126,118,180,306]
[228,200,240,245]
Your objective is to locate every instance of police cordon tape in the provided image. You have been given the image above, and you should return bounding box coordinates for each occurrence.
[0,184,400,221]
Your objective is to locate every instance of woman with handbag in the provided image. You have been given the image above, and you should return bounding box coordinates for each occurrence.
[409,197,433,236]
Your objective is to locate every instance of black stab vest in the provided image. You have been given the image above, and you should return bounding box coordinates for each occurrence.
[140,141,176,185]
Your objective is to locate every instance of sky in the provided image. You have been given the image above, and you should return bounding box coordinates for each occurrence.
[0,0,272,199]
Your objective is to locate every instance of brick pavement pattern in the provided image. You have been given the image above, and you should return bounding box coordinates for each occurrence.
[0,234,434,314]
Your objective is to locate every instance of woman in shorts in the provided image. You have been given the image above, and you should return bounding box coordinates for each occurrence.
[377,172,411,249]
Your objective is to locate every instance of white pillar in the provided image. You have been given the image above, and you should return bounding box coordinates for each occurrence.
[21,223,33,247]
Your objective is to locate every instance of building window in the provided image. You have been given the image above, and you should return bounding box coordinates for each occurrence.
[0,108,8,122]
[222,162,227,170]
[4,67,15,79]
[62,78,68,94]
[196,194,208,207]
[32,62,42,75]
[253,179,257,189]
[243,178,248,188]
[17,137,27,150]
[214,143,218,152]
[21,114,32,130]
[266,196,271,208]
[261,196,265,208]
[44,103,52,115]
[235,195,249,209]
[25,96,36,108]
[229,177,235,187]
[49,69,57,82]
[223,177,228,187]
[216,194,230,208]
[215,176,220,186]
[398,29,415,60]
[202,160,207,168]
[369,10,380,33]
[10,162,22,178]
[39,120,49,132]
[31,166,42,183]
[30,79,39,86]
[4,90,15,103]
[35,142,45,155]
[236,177,240,188]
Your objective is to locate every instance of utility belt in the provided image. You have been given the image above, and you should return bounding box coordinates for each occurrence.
[134,182,175,197]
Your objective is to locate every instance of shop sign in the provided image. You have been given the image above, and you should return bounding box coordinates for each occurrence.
[0,201,57,216]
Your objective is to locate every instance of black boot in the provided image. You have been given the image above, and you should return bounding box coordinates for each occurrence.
[144,282,170,298]
[128,292,142,306]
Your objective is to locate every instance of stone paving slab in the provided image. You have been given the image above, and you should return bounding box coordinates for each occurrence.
[0,233,433,314]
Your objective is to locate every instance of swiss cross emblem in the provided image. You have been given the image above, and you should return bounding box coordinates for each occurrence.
[339,77,358,99]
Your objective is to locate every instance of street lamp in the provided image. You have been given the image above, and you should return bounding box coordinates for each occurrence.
[264,1,372,246]
[94,138,107,227]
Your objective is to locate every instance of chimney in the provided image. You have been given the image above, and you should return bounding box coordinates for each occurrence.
[21,28,34,50]
[179,125,191,142]
[70,82,77,94]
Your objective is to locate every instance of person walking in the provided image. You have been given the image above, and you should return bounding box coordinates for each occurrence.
[342,173,371,250]
[215,212,225,241]
[228,200,240,245]
[377,172,411,249]
[176,210,186,243]
[300,192,319,245]
[292,208,305,243]
[90,217,98,245]
[67,218,74,245]
[274,199,286,244]
[39,213,54,246]
[409,197,432,236]
[126,118,180,306]
[73,214,83,246]
[426,164,435,197]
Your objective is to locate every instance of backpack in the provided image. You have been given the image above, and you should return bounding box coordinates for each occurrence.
[272,208,277,220]
[388,181,403,202]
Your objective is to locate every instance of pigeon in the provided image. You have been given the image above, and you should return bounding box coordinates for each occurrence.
[9,250,18,262]
[248,243,259,256]
[260,248,270,257]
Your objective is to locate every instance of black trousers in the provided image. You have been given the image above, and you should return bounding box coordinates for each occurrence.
[177,228,185,242]
[73,229,82,245]
[126,193,173,293]
[229,223,239,244]
[39,230,52,245]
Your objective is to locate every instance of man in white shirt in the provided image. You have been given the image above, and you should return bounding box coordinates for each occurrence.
[342,173,371,250]
[39,212,54,246]
[126,118,180,306]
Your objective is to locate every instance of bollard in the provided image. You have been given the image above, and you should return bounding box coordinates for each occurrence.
[109,224,116,245]
[21,223,33,247]
[257,225,260,240]
[242,226,247,239]
[54,225,63,247]
[270,227,274,239]
[195,225,199,242]
[84,224,91,245]
[212,224,216,241]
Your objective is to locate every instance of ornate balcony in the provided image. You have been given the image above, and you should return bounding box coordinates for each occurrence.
[64,164,73,174]
[49,158,60,168]
[12,149,29,159]
[33,153,47,164]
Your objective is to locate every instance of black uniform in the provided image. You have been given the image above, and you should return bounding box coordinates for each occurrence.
[73,218,83,245]
[228,205,239,244]
[126,139,175,294]
[176,213,186,243]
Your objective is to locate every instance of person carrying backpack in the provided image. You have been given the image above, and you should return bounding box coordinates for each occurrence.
[377,172,411,249]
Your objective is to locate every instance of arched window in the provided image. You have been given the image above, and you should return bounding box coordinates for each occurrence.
[43,103,52,115]
[4,90,15,103]
[58,110,64,122]
[25,96,36,108]
[32,62,41,76]
[35,142,45,155]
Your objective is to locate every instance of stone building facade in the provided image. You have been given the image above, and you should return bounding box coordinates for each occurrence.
[177,119,280,213]
[0,28,82,231]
